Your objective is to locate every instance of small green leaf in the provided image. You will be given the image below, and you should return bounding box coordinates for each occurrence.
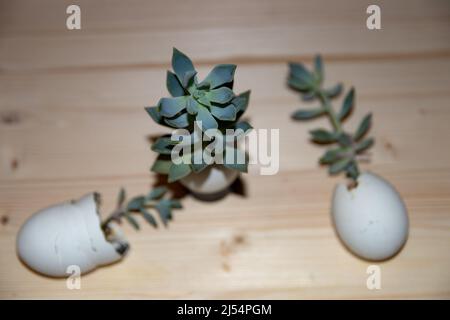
[151,136,176,155]
[309,129,338,143]
[210,104,236,121]
[172,48,195,83]
[164,112,189,128]
[186,97,200,115]
[181,70,197,89]
[355,137,374,153]
[140,208,158,228]
[196,106,218,130]
[200,64,236,89]
[354,113,372,141]
[124,213,140,230]
[144,106,161,123]
[338,88,354,121]
[159,97,186,117]
[168,163,192,183]
[328,157,352,175]
[345,161,359,181]
[232,90,251,115]
[117,188,126,207]
[166,71,185,97]
[324,83,343,98]
[126,196,146,211]
[314,55,323,84]
[207,87,234,104]
[151,157,172,174]
[319,148,345,164]
[234,121,253,133]
[337,133,353,147]
[147,186,167,200]
[288,62,315,91]
[291,108,324,120]
[155,200,172,226]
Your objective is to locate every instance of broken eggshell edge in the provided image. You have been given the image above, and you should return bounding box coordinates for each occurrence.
[16,193,129,278]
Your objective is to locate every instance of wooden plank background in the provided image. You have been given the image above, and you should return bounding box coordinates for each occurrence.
[0,0,449,299]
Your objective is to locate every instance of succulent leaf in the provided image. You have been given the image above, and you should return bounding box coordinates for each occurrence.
[145,106,162,123]
[172,48,195,83]
[292,108,324,120]
[124,213,140,230]
[355,137,374,153]
[207,87,234,104]
[151,136,177,155]
[186,97,200,115]
[139,208,158,228]
[147,186,167,200]
[338,88,354,121]
[196,105,218,130]
[309,129,338,143]
[324,83,343,98]
[151,157,172,174]
[210,104,237,121]
[223,147,248,173]
[314,55,323,84]
[164,113,189,128]
[155,199,172,226]
[168,163,192,183]
[288,62,315,91]
[328,157,352,175]
[232,90,251,114]
[354,113,372,141]
[159,97,187,117]
[200,64,236,89]
[166,71,185,97]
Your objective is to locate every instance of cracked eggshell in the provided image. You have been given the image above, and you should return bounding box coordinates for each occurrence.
[332,172,409,261]
[16,193,128,277]
[180,164,239,195]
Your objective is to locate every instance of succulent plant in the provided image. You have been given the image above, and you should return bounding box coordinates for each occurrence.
[288,55,374,184]
[102,186,182,231]
[146,48,252,183]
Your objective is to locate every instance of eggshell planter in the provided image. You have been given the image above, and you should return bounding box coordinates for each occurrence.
[16,193,128,277]
[331,172,409,261]
[180,165,239,201]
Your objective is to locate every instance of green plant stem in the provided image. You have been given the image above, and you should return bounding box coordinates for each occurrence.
[317,89,343,134]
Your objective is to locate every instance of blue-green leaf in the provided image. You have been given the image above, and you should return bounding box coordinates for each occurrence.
[155,199,172,226]
[166,71,185,97]
[147,186,167,200]
[292,108,324,120]
[186,97,200,115]
[126,196,146,211]
[210,104,236,121]
[288,62,315,90]
[196,106,218,130]
[168,163,192,183]
[182,70,197,89]
[145,106,161,123]
[328,157,352,175]
[324,83,343,98]
[151,158,172,174]
[232,90,251,114]
[164,112,189,128]
[159,97,186,117]
[355,137,374,153]
[151,136,177,155]
[354,113,372,141]
[309,129,338,143]
[172,48,195,83]
[314,55,323,83]
[338,88,354,121]
[139,208,158,228]
[200,64,236,89]
[124,213,140,230]
[207,87,234,104]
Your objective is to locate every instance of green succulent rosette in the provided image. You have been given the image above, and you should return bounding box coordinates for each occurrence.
[146,48,252,183]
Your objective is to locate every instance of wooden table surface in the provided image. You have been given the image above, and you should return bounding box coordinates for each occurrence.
[1,0,449,299]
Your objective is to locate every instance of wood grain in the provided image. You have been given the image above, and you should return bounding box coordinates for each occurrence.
[0,0,449,299]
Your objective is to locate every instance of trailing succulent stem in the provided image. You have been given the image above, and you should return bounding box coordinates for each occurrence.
[287,55,374,183]
[145,48,253,183]
[102,186,182,231]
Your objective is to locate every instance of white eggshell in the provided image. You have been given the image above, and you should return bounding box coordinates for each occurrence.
[180,165,238,195]
[17,193,127,277]
[332,172,409,261]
